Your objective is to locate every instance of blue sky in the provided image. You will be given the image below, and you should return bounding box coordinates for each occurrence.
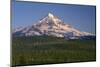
[12,1,96,34]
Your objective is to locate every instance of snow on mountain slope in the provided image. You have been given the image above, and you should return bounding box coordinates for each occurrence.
[12,13,93,38]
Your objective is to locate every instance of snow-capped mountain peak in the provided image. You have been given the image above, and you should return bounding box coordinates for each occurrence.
[13,13,94,38]
[48,13,54,18]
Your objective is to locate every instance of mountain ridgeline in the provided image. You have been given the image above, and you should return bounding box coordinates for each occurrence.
[12,13,95,40]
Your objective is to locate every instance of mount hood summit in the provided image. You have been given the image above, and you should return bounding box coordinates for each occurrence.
[13,13,93,38]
